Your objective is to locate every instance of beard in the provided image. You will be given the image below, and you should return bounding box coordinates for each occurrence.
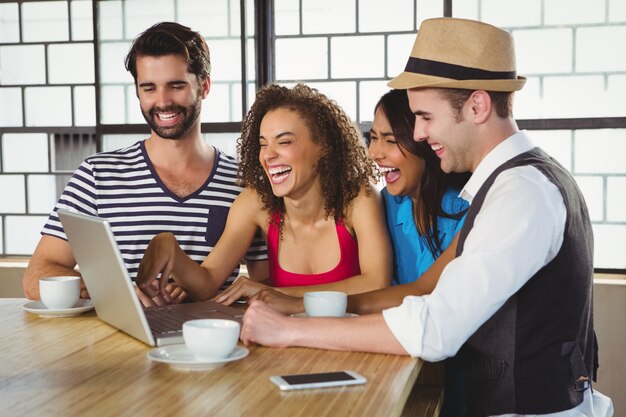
[141,94,202,140]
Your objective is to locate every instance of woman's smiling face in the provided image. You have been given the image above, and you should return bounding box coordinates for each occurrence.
[368,107,424,197]
[258,107,323,200]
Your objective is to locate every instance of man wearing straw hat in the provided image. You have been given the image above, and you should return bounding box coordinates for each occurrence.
[241,17,612,416]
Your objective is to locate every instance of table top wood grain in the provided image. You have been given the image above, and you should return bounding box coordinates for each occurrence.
[0,298,423,417]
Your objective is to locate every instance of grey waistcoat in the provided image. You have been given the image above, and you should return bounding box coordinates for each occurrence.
[456,147,597,417]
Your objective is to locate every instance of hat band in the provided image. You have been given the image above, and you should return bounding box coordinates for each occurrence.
[404,57,517,81]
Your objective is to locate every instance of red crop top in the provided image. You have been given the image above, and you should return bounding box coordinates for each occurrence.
[268,212,361,287]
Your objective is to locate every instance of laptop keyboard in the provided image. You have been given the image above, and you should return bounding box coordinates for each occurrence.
[144,307,199,335]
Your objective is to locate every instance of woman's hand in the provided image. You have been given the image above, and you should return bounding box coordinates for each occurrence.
[136,232,180,298]
[213,277,304,315]
[249,288,304,315]
[212,276,270,305]
[134,282,187,307]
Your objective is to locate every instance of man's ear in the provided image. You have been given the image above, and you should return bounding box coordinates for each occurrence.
[467,90,491,124]
[200,76,211,99]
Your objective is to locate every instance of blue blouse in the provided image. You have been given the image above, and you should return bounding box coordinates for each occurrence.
[382,188,469,286]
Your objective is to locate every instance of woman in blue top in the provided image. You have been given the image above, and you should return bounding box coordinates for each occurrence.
[369,89,468,286]
[369,89,469,417]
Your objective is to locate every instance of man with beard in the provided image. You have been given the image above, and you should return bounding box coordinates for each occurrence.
[23,22,268,306]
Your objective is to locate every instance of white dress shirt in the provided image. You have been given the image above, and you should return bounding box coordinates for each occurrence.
[382,131,613,417]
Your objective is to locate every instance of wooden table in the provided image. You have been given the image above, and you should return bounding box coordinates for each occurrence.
[0,298,426,417]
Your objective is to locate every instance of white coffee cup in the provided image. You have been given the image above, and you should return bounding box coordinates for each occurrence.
[182,319,240,360]
[39,276,81,310]
[303,291,348,317]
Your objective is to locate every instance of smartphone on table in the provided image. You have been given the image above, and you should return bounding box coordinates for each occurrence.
[270,370,367,391]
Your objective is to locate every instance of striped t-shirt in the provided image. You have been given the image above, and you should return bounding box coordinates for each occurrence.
[42,140,267,283]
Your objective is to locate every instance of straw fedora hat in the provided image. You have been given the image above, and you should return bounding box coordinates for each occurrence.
[388,17,526,92]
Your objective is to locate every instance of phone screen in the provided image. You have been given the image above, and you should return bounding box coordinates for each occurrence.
[282,371,355,385]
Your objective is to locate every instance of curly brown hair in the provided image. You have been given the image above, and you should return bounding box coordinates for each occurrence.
[237,83,376,224]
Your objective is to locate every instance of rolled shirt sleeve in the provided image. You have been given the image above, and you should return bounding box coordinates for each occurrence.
[382,295,430,358]
[382,166,566,362]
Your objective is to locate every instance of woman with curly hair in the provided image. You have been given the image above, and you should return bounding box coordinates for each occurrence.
[136,84,392,302]
[223,90,468,314]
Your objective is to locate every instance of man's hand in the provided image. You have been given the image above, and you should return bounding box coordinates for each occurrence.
[240,300,295,347]
[79,279,90,299]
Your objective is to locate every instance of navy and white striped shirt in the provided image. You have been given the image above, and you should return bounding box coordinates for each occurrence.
[42,140,267,282]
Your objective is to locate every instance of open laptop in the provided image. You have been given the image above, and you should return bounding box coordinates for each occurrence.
[58,209,244,346]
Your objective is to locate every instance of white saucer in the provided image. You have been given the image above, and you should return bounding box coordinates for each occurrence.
[147,345,249,371]
[290,312,359,318]
[22,299,94,318]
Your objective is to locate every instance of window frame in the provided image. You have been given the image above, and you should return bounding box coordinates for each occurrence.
[1,0,624,274]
